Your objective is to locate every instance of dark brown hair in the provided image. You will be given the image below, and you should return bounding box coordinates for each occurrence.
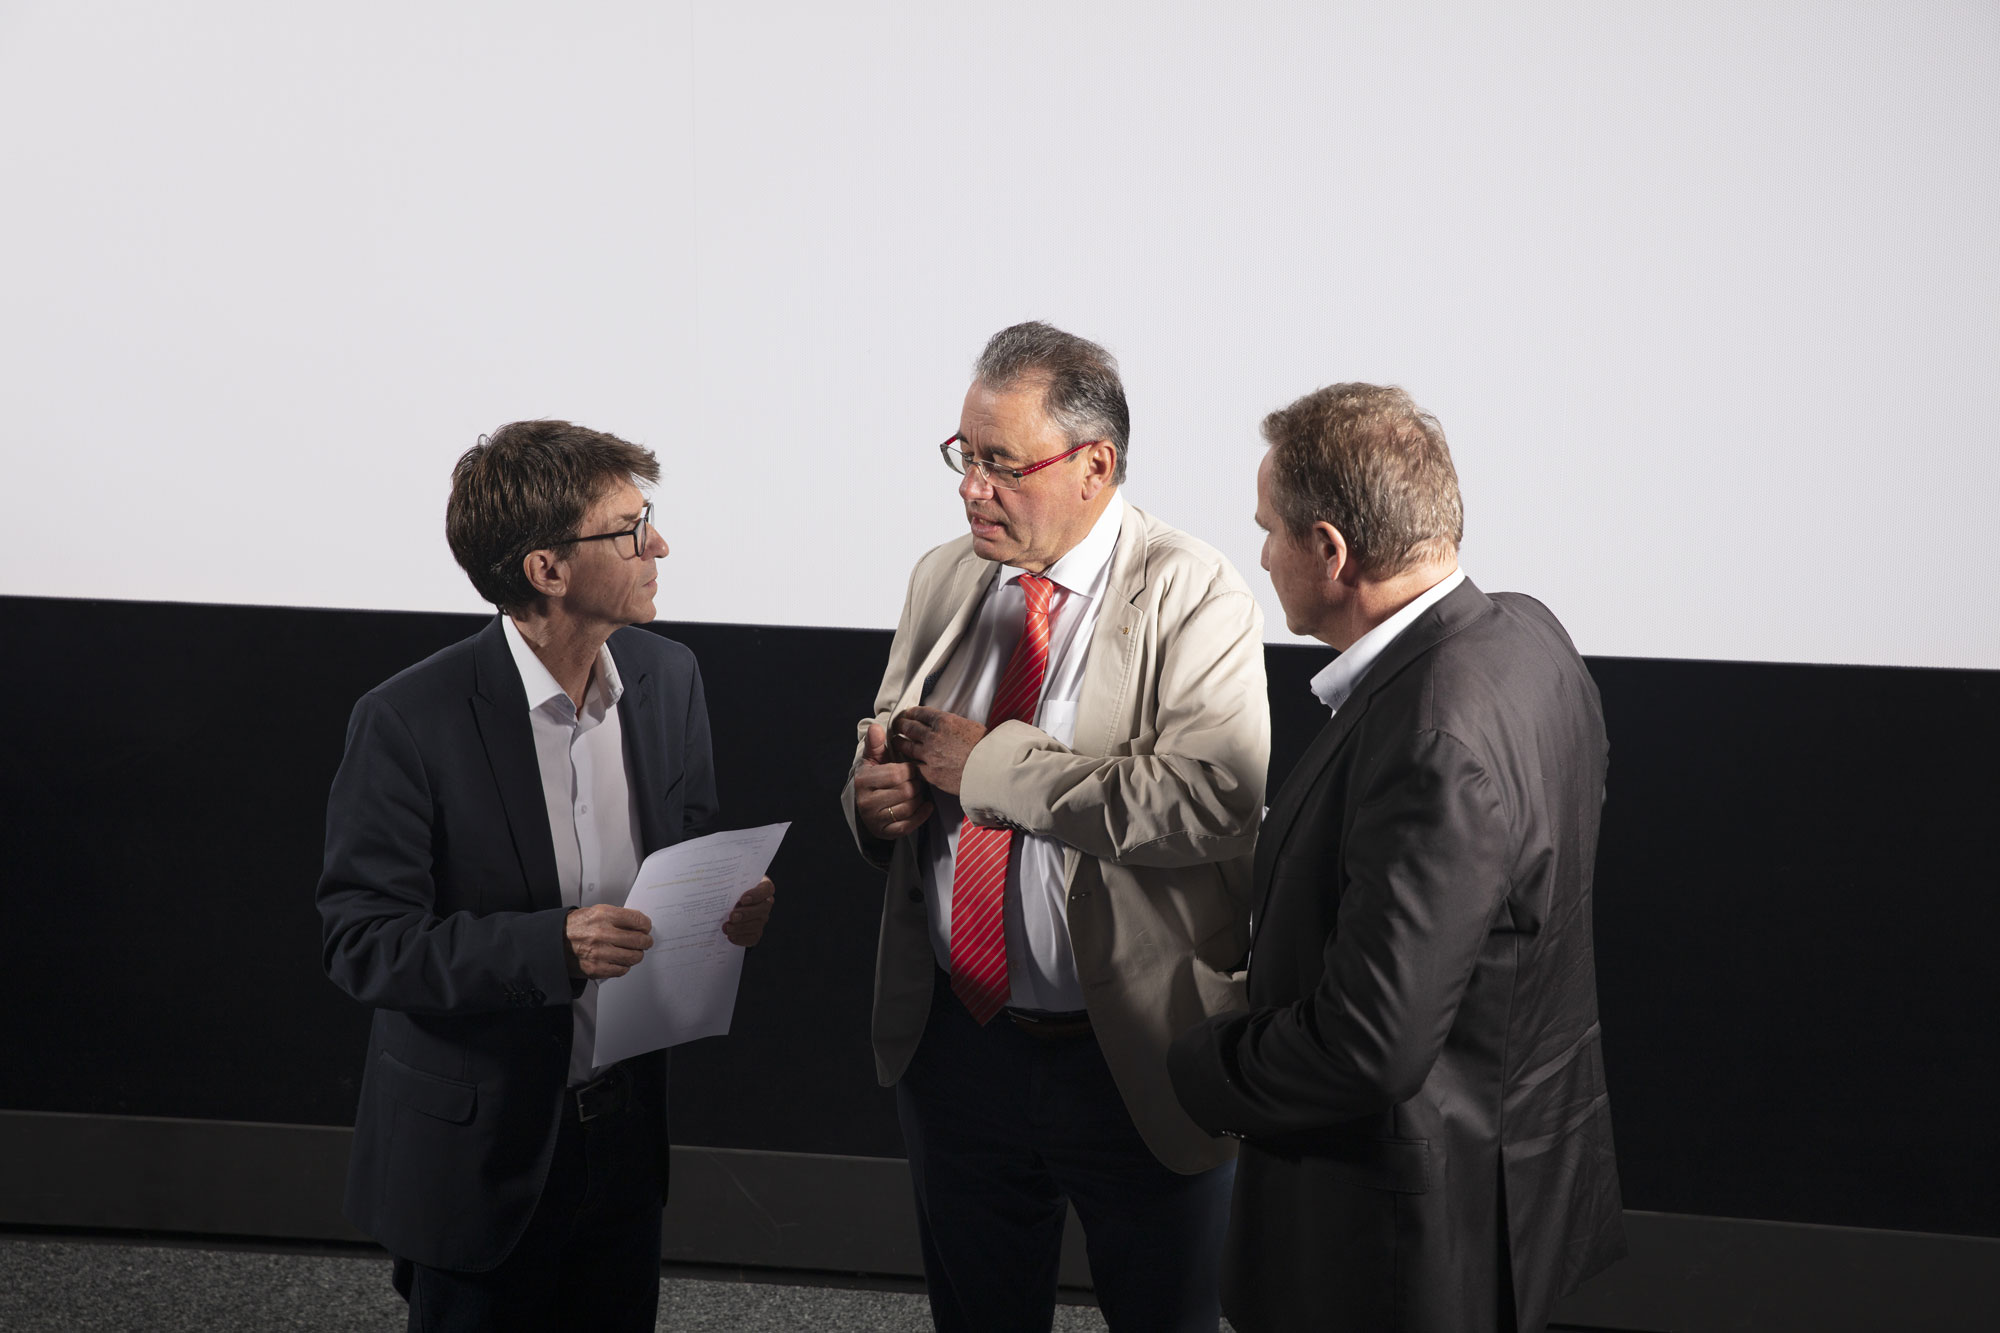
[1261,383,1463,577]
[446,420,660,612]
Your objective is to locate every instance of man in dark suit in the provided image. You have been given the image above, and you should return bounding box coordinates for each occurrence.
[318,420,774,1332]
[1169,384,1624,1333]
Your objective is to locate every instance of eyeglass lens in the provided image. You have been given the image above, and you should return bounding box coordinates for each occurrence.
[941,439,1023,490]
[623,508,652,557]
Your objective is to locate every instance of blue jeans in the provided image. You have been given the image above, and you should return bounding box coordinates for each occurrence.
[897,970,1233,1333]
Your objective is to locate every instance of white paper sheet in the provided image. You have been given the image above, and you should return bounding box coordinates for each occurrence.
[590,822,788,1066]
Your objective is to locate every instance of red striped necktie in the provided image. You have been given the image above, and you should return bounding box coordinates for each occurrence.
[948,572,1055,1024]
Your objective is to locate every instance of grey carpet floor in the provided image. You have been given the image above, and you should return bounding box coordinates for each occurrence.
[0,1237,1121,1332]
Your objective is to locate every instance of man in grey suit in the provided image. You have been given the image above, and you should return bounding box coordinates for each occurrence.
[843,322,1269,1331]
[1169,384,1624,1332]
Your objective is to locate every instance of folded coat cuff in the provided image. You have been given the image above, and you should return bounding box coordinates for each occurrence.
[959,719,1049,829]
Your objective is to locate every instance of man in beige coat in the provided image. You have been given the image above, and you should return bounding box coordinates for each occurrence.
[842,322,1269,1332]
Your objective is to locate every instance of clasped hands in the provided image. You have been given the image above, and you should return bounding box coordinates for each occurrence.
[563,876,777,980]
[852,706,987,841]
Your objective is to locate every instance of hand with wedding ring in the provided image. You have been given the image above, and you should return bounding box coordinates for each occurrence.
[854,722,934,841]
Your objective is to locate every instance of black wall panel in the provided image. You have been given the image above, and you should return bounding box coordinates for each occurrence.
[2,594,1995,1236]
[1581,654,2000,1236]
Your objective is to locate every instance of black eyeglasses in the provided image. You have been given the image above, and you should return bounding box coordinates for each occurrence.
[563,502,655,559]
[939,435,1103,490]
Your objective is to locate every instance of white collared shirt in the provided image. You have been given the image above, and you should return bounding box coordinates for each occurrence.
[502,616,643,1086]
[919,494,1126,1012]
[1309,568,1467,718]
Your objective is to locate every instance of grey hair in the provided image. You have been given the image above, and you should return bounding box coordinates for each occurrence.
[973,321,1130,484]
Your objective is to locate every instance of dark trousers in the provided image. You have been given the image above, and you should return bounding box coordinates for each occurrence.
[392,1066,665,1333]
[897,970,1234,1333]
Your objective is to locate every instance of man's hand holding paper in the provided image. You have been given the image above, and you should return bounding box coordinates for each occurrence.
[723,876,776,946]
[591,823,789,1066]
[564,904,655,980]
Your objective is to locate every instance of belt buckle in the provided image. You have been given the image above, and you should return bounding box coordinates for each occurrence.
[573,1073,609,1123]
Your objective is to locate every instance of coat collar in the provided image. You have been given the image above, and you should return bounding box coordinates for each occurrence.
[470,617,561,911]
[607,629,670,852]
[1251,578,1493,945]
[1073,502,1150,759]
[898,504,1153,762]
[468,618,668,909]
[897,556,1003,714]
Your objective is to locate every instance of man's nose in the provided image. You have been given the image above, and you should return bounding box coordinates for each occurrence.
[646,526,669,558]
[958,464,992,502]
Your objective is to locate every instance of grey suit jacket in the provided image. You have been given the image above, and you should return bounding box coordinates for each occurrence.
[842,504,1270,1173]
[1170,579,1624,1332]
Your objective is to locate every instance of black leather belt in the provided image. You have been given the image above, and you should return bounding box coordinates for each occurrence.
[565,1063,633,1123]
[937,966,1093,1040]
[1006,1008,1093,1040]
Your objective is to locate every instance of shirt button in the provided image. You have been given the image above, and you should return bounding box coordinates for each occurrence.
[578,804,590,814]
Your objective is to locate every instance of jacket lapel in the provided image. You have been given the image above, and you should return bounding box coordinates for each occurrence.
[1249,701,1367,947]
[1249,579,1493,948]
[608,631,671,853]
[901,555,1002,712]
[470,617,563,912]
[1073,505,1147,761]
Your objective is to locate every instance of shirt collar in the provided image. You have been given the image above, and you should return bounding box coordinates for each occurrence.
[1309,568,1467,717]
[1000,492,1124,598]
[501,615,625,716]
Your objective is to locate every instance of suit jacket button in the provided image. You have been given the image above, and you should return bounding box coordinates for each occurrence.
[907,888,922,903]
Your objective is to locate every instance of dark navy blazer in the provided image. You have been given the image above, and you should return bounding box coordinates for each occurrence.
[317,616,716,1271]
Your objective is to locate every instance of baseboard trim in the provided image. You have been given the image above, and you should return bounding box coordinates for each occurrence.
[2,1111,1994,1331]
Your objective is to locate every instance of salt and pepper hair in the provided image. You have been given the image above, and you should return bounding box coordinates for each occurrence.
[446,419,660,613]
[973,321,1131,484]
[1261,383,1464,578]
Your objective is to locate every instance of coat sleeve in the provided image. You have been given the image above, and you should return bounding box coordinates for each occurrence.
[316,692,575,1016]
[839,556,930,869]
[959,580,1268,869]
[1169,727,1511,1135]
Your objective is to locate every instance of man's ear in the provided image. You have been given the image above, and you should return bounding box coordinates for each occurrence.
[522,548,568,600]
[1077,441,1119,500]
[1314,522,1351,588]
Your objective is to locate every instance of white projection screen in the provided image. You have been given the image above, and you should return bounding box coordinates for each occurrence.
[3,1,1996,669]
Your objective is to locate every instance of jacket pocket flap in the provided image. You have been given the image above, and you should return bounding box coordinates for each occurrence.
[376,1052,478,1125]
[1266,1133,1433,1194]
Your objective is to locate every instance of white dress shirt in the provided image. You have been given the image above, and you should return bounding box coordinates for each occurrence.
[919,494,1125,1013]
[502,617,643,1086]
[1309,568,1467,718]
